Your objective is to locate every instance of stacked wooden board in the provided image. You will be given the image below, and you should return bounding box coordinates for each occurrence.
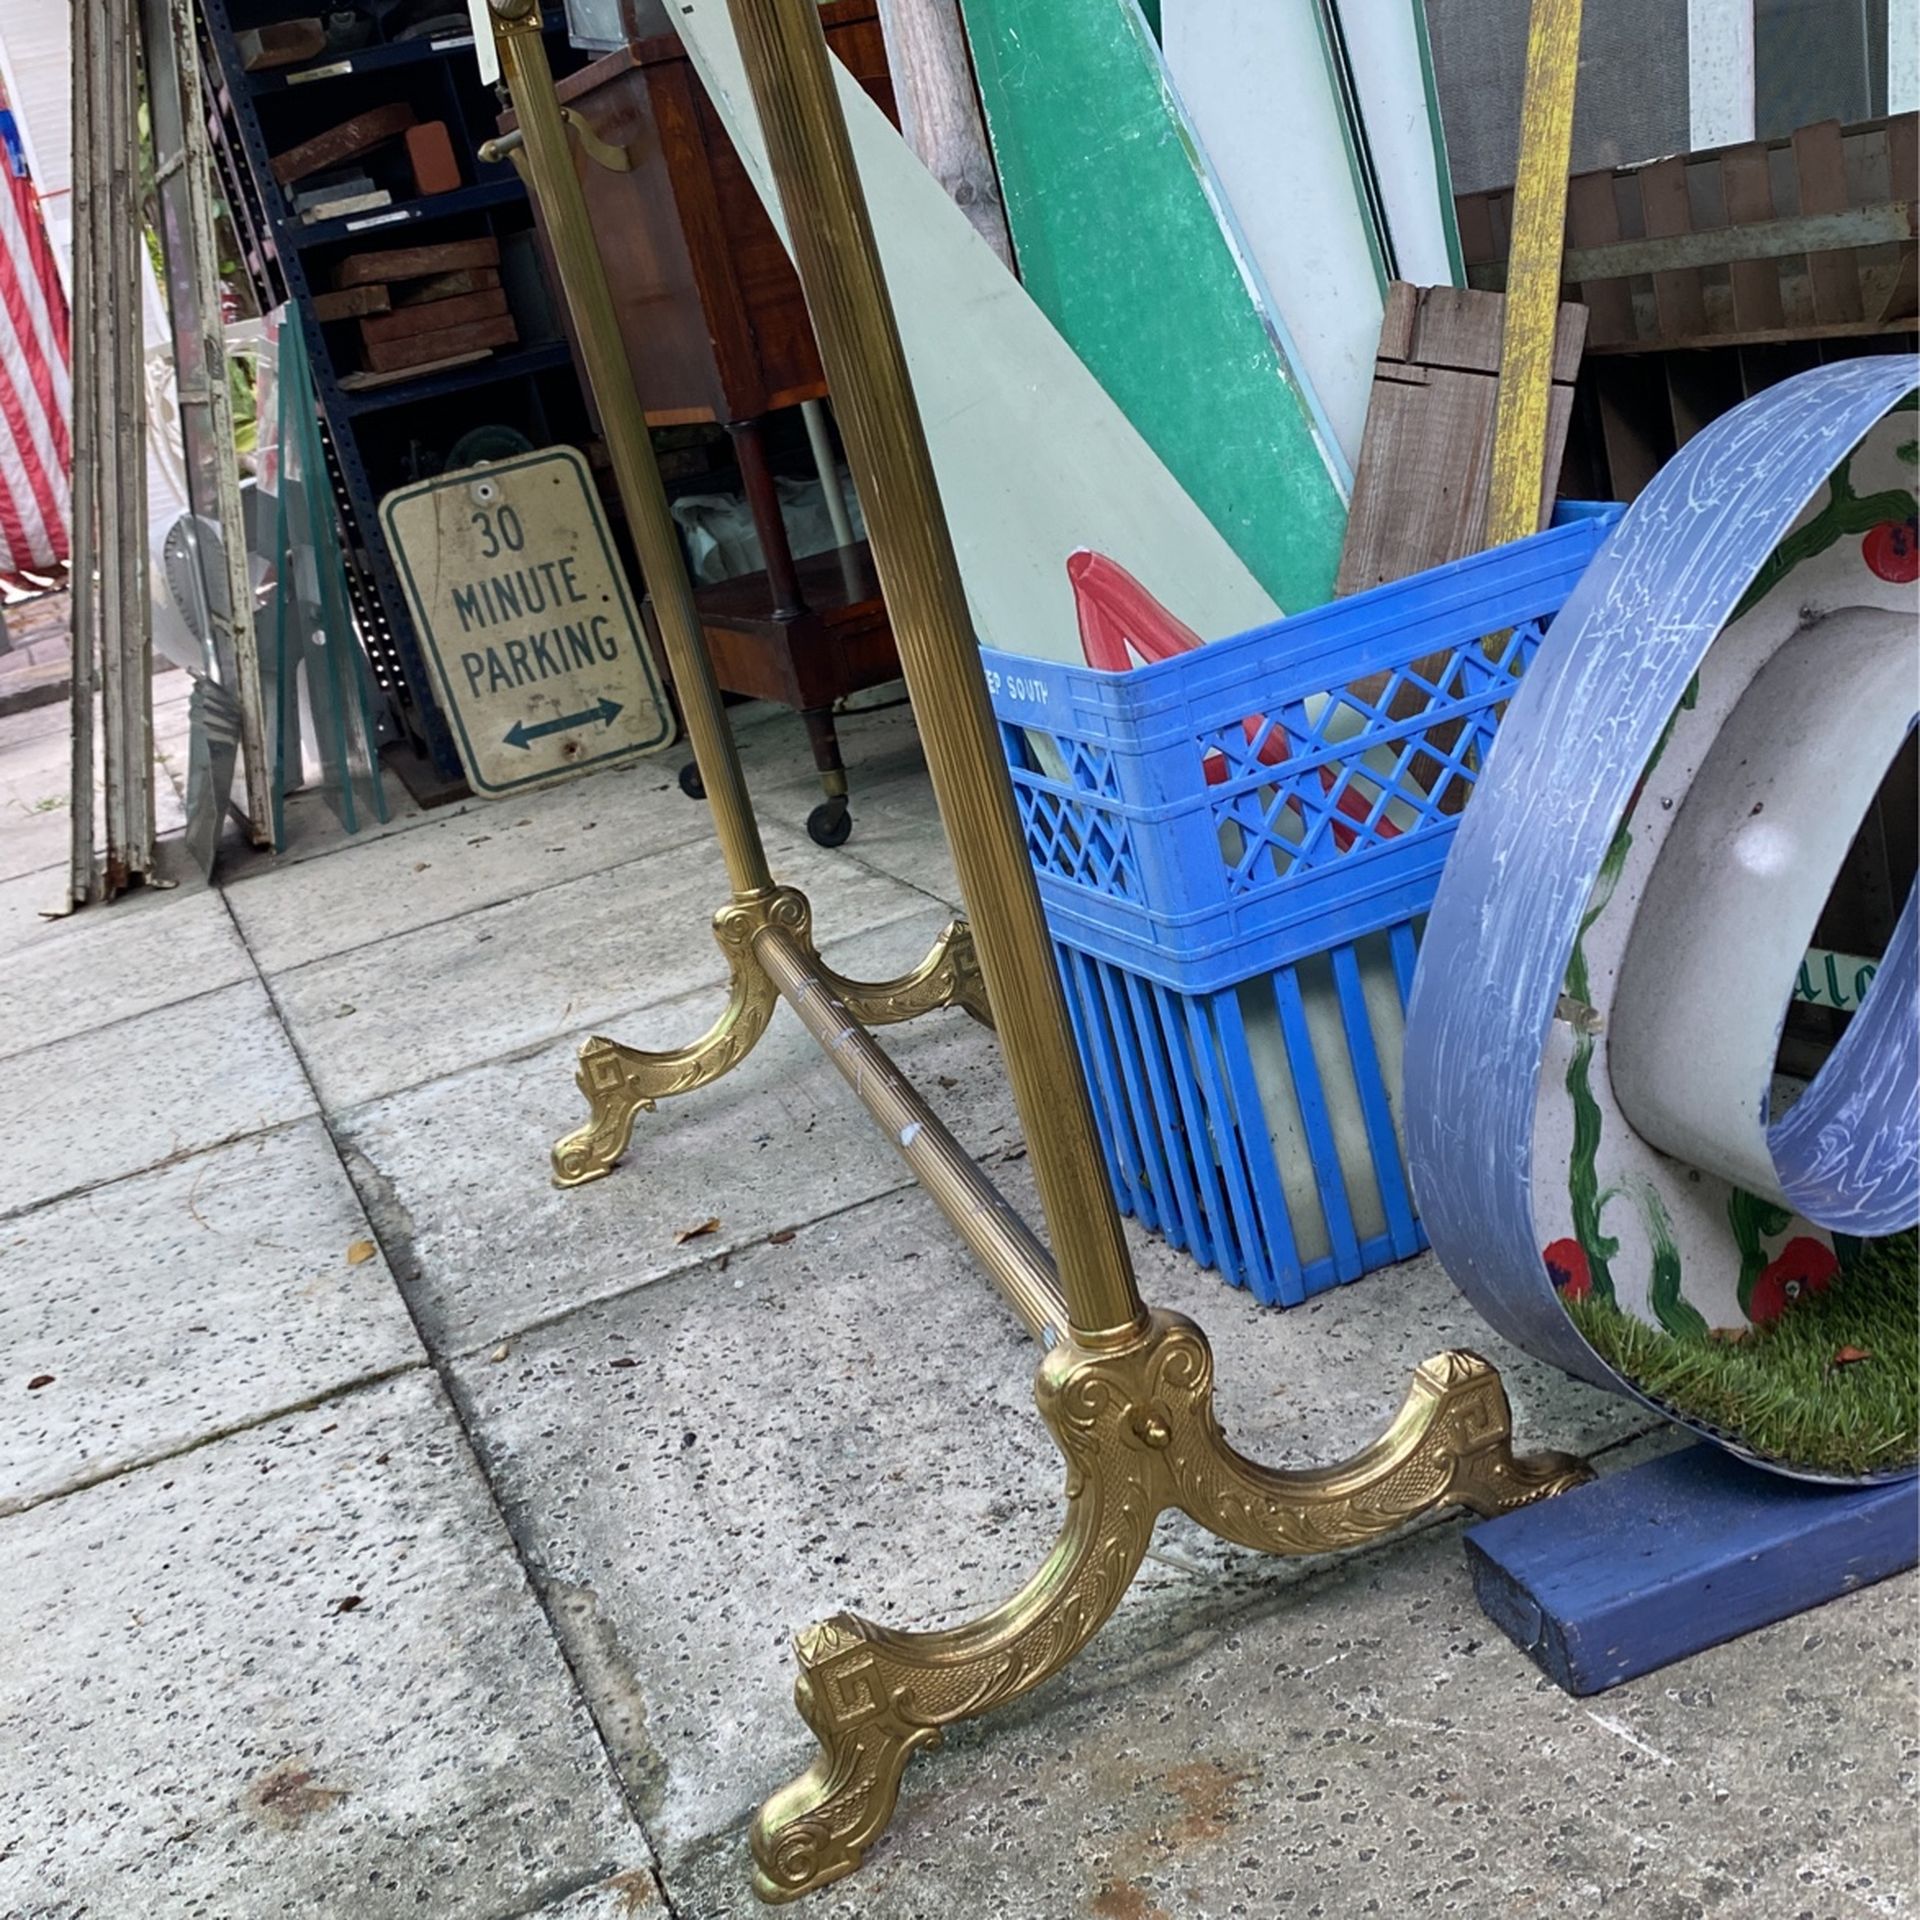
[319,237,519,387]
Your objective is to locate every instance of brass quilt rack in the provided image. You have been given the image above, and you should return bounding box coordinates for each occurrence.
[486,0,1585,1901]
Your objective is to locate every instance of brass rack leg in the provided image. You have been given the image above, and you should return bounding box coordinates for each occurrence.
[816,917,993,1030]
[752,1311,1586,1902]
[551,894,782,1188]
[551,894,990,1185]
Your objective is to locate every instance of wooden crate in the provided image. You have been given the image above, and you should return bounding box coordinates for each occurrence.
[1457,114,1917,355]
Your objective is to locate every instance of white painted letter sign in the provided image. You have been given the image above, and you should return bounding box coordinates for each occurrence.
[380,446,674,795]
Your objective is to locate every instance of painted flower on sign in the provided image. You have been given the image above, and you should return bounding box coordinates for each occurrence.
[1748,1237,1841,1325]
[1861,517,1919,584]
[1543,1237,1592,1301]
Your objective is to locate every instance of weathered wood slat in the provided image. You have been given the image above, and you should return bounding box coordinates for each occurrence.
[1793,120,1868,323]
[1454,111,1919,353]
[1638,155,1709,340]
[1718,140,1788,329]
[1337,283,1585,597]
[1883,117,1919,322]
[1565,169,1633,346]
[1468,204,1913,289]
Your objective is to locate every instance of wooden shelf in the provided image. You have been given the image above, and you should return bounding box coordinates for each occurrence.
[693,541,883,629]
[291,175,526,250]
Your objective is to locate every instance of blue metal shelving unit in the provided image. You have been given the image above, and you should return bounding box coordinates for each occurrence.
[196,0,588,787]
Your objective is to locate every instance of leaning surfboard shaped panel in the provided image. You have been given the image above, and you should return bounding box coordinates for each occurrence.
[670,0,1282,665]
[961,0,1350,612]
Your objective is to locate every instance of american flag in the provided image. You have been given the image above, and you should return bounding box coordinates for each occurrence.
[0,98,70,589]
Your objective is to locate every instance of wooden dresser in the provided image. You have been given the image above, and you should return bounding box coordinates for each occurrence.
[520,1,903,844]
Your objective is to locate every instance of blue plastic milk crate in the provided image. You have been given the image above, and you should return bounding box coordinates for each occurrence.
[985,507,1621,1307]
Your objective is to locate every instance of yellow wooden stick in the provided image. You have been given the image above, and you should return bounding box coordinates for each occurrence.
[1487,0,1583,547]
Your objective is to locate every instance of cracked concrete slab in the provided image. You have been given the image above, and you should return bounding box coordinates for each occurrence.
[265,827,949,1111]
[336,905,1019,1356]
[448,1173,1653,1880]
[662,1527,1917,1920]
[0,1371,644,1920]
[224,759,719,975]
[518,1867,670,1918]
[0,1117,423,1511]
[0,978,315,1216]
[0,880,252,1058]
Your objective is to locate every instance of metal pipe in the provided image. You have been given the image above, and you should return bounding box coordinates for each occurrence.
[489,0,774,901]
[721,0,1147,1345]
[800,398,855,550]
[67,0,98,907]
[756,923,1066,1346]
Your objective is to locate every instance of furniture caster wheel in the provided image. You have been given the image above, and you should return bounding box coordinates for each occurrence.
[807,798,852,848]
[678,761,706,800]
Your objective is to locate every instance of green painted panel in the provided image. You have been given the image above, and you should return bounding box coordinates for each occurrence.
[960,0,1348,612]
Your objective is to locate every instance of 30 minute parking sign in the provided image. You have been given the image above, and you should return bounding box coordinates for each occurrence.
[380,446,674,796]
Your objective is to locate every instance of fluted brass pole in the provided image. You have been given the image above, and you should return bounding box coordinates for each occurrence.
[488,0,773,901]
[720,0,1146,1344]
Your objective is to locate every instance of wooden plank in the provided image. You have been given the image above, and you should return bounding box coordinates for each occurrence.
[1564,169,1634,346]
[1883,117,1919,322]
[310,283,392,322]
[669,0,1283,662]
[1793,120,1866,323]
[1165,0,1380,476]
[359,313,517,374]
[1336,284,1585,596]
[1465,1443,1919,1698]
[1454,191,1497,270]
[268,102,416,187]
[358,286,510,345]
[1663,344,1746,446]
[1719,141,1788,330]
[334,235,502,287]
[1638,155,1709,340]
[1468,203,1915,289]
[1485,0,1582,550]
[963,0,1351,607]
[1589,313,1920,354]
[873,0,1015,270]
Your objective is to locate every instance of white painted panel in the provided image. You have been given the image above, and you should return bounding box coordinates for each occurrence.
[1164,0,1381,474]
[1892,0,1919,114]
[1688,0,1756,147]
[0,0,74,277]
[671,0,1281,662]
[1337,0,1460,288]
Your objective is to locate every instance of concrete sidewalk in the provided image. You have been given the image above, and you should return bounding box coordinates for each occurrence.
[1,689,1912,1920]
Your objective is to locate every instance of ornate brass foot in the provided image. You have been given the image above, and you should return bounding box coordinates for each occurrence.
[552,889,992,1185]
[751,1310,1585,1901]
[550,892,783,1187]
[819,915,993,1030]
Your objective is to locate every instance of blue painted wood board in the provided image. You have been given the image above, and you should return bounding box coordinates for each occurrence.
[1464,1442,1918,1697]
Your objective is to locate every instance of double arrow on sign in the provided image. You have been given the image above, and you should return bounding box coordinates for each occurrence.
[502,698,623,751]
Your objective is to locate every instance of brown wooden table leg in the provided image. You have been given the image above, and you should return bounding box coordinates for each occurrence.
[729,416,806,618]
[801,703,851,845]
